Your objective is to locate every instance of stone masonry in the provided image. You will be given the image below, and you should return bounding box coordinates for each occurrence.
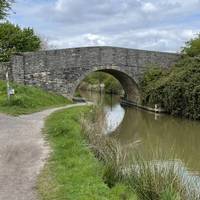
[10,46,180,102]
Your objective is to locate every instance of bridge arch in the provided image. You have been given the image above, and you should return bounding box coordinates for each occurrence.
[73,66,140,103]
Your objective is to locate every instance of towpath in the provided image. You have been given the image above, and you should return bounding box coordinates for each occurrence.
[0,103,88,200]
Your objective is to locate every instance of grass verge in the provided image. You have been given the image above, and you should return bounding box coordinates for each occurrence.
[37,106,137,200]
[0,80,71,115]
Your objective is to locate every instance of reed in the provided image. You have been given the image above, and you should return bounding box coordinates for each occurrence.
[81,106,127,187]
[126,157,199,200]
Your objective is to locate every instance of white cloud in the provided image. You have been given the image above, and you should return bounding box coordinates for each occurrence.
[141,2,157,13]
[47,27,199,53]
[8,0,200,52]
[49,33,108,48]
[84,34,107,46]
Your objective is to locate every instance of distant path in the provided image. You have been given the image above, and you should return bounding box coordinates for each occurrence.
[0,103,89,200]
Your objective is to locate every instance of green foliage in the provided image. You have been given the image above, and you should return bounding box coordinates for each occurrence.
[140,57,200,120]
[82,71,123,94]
[0,80,70,115]
[0,22,41,61]
[0,0,13,19]
[84,71,107,84]
[38,106,136,200]
[104,75,123,94]
[182,33,200,57]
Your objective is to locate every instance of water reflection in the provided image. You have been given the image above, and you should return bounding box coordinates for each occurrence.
[78,90,125,133]
[105,104,125,133]
[78,90,200,173]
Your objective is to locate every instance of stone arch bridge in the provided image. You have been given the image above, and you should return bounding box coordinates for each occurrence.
[10,46,180,102]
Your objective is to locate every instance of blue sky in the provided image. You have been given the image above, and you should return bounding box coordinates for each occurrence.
[8,0,200,52]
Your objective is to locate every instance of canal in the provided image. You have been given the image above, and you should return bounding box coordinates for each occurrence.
[78,90,200,174]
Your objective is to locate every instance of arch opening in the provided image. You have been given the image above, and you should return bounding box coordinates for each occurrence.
[74,68,140,103]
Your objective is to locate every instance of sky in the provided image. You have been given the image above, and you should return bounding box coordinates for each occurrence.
[8,0,200,52]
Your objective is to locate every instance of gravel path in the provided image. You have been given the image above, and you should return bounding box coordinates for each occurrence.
[0,103,88,200]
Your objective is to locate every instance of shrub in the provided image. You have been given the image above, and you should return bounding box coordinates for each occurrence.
[139,57,200,120]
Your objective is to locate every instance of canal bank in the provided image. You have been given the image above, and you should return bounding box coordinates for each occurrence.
[38,91,200,199]
[37,105,136,200]
[78,90,200,174]
[120,98,166,113]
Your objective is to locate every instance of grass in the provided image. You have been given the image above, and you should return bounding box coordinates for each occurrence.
[126,159,196,200]
[37,106,137,200]
[0,80,71,115]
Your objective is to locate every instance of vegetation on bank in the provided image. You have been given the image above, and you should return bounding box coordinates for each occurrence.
[79,71,123,95]
[82,107,200,200]
[140,35,200,120]
[38,106,136,200]
[37,102,200,200]
[0,80,71,115]
[139,57,200,120]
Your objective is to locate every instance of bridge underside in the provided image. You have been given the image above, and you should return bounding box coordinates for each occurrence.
[80,69,141,103]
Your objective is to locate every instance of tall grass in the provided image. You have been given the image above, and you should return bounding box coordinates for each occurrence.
[126,159,200,200]
[81,106,127,187]
[81,106,200,200]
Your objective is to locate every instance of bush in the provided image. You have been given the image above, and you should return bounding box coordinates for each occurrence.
[139,57,200,120]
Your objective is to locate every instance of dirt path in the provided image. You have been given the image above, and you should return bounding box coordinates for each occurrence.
[0,103,88,200]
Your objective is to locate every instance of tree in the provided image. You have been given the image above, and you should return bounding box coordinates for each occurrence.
[0,0,13,19]
[182,33,200,57]
[0,22,41,61]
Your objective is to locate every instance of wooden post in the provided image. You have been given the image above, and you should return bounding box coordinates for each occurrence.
[155,104,158,113]
[6,71,10,101]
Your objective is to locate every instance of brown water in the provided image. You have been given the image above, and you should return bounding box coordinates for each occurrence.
[79,90,200,174]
